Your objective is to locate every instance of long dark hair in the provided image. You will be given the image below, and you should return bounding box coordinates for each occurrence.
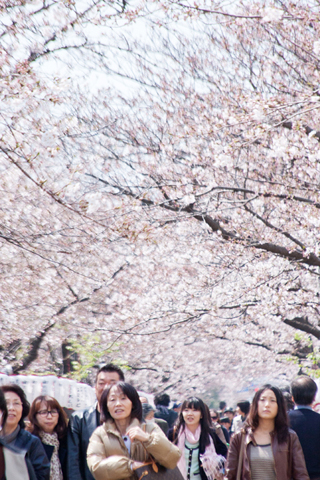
[28,395,68,439]
[1,384,29,429]
[0,389,8,427]
[176,397,213,450]
[246,384,289,443]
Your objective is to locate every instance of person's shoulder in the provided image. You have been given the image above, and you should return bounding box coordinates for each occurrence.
[209,426,218,437]
[289,408,320,418]
[17,428,34,442]
[17,429,43,449]
[143,421,164,435]
[92,424,106,436]
[98,420,117,435]
[288,428,300,439]
[71,403,97,419]
[230,429,248,445]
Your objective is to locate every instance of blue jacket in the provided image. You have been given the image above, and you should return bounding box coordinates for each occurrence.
[12,429,50,480]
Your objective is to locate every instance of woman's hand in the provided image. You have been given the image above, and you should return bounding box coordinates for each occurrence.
[127,426,150,442]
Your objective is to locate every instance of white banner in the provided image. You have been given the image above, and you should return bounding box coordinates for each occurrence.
[0,374,95,410]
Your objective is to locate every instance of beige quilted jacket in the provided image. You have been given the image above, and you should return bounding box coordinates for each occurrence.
[87,418,181,480]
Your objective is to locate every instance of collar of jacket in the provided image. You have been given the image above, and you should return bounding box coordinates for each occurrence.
[243,427,277,447]
[103,418,141,438]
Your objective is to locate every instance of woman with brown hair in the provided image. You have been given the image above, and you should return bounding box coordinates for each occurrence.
[225,384,309,480]
[28,395,68,480]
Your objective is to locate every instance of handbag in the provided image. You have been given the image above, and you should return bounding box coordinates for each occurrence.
[133,457,184,480]
[133,424,184,480]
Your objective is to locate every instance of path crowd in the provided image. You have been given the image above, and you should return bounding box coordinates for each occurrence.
[0,364,319,480]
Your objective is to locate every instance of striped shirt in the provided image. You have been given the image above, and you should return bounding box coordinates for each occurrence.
[249,443,276,480]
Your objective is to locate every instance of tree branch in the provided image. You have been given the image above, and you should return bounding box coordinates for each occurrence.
[13,321,55,373]
[87,172,320,268]
[283,316,320,339]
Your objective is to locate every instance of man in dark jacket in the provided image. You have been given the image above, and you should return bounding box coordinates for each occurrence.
[154,393,178,429]
[289,375,320,480]
[67,363,124,480]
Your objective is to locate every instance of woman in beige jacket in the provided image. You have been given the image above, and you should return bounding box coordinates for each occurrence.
[87,382,181,480]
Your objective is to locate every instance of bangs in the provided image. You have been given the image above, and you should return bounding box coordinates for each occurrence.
[34,395,60,411]
[183,397,202,411]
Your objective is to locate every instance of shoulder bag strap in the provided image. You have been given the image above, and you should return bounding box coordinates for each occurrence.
[141,424,158,470]
[173,426,177,442]
[236,434,245,480]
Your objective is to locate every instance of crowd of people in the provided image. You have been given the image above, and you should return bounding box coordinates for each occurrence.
[0,364,319,480]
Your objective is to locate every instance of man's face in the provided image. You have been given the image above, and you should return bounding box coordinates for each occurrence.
[95,371,121,402]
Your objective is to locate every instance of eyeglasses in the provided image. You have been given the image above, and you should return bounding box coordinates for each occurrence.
[6,402,23,409]
[36,409,59,418]
[211,416,218,420]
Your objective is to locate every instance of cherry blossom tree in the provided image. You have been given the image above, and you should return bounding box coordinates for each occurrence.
[1,0,320,402]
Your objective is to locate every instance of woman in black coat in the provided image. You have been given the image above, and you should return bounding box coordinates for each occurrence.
[167,397,227,480]
[28,395,68,480]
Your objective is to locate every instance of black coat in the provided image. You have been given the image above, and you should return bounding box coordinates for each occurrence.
[67,403,98,480]
[155,406,178,429]
[289,407,320,479]
[13,429,50,480]
[41,435,68,480]
[167,426,228,480]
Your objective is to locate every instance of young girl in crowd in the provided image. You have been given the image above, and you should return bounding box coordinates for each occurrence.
[225,384,309,480]
[28,395,68,480]
[168,397,227,480]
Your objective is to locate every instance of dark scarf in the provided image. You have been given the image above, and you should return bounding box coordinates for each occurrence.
[0,426,20,444]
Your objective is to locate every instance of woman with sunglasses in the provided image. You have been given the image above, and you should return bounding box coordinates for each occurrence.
[209,409,229,445]
[28,395,68,480]
[0,385,50,480]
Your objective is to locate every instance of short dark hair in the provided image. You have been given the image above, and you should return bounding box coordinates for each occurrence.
[28,395,68,439]
[219,401,226,410]
[246,384,289,444]
[96,363,125,383]
[100,382,142,423]
[154,393,170,407]
[237,400,250,415]
[291,376,318,406]
[1,384,30,429]
[0,389,8,426]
